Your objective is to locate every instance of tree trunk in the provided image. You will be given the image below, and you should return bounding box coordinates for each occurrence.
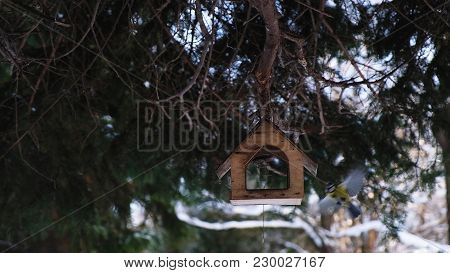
[434,102,450,243]
[320,214,334,252]
[444,147,450,244]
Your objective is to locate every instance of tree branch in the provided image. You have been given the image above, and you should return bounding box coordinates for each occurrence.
[318,5,377,95]
[248,0,281,117]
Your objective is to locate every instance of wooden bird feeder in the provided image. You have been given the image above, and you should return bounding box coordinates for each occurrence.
[216,120,318,205]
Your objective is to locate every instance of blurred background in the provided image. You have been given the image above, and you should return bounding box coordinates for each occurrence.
[0,0,448,252]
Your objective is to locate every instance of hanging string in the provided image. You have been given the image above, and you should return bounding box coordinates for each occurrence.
[262,204,265,251]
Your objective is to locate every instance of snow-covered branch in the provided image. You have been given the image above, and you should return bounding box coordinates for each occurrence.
[175,202,324,247]
[174,201,450,253]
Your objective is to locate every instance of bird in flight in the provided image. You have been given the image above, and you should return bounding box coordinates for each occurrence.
[319,167,367,218]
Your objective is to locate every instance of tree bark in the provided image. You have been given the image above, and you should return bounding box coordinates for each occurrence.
[445,148,450,244]
[434,102,450,243]
[247,0,281,118]
[319,214,334,252]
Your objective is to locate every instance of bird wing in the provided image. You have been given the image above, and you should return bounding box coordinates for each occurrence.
[319,195,342,215]
[341,167,366,196]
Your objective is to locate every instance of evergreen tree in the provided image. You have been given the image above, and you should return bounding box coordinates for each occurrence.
[0,0,448,252]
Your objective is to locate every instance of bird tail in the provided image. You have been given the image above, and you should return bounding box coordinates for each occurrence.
[347,203,361,218]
